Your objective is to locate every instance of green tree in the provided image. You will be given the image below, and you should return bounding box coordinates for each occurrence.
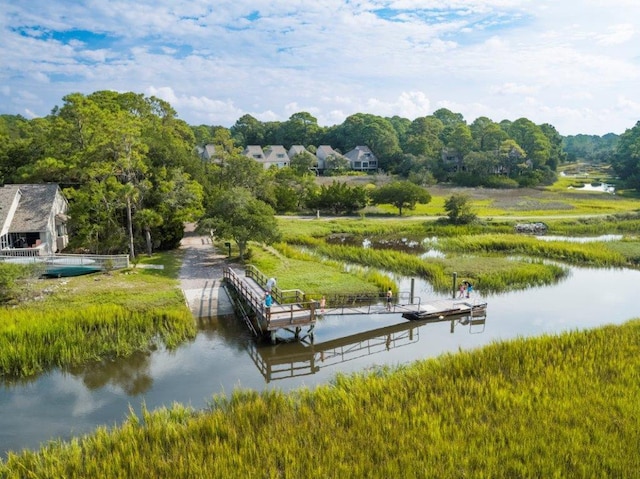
[369,181,431,216]
[324,153,350,174]
[200,187,280,260]
[230,114,265,146]
[272,167,317,213]
[470,117,508,151]
[289,151,316,175]
[309,181,367,215]
[404,116,444,159]
[612,121,640,191]
[280,112,321,147]
[331,113,401,171]
[444,194,476,224]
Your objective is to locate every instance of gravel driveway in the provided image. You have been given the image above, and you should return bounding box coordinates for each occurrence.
[178,224,235,318]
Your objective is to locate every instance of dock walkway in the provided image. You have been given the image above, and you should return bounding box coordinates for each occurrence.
[223,266,318,342]
[223,265,488,344]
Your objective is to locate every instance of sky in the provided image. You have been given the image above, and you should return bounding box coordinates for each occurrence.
[1,1,639,136]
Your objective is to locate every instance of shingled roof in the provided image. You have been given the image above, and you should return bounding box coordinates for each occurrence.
[1,184,62,233]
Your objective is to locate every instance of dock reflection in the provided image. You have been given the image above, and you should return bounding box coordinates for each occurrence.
[248,313,487,383]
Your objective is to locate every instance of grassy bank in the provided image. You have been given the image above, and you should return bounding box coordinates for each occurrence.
[3,319,638,477]
[0,252,196,379]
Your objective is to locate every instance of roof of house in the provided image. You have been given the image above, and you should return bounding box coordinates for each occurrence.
[345,145,376,161]
[243,145,265,159]
[0,186,19,233]
[288,145,309,158]
[316,145,342,159]
[1,184,63,233]
[264,145,288,162]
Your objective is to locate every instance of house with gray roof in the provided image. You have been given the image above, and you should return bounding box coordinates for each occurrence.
[196,144,221,163]
[263,145,290,169]
[287,145,309,159]
[344,146,378,172]
[0,184,69,255]
[315,145,345,171]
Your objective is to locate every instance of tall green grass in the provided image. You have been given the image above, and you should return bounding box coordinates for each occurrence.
[0,304,195,378]
[299,242,567,294]
[439,234,628,267]
[3,319,638,478]
[0,267,196,379]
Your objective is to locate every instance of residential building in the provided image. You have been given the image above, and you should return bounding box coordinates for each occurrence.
[0,184,69,256]
[315,145,344,171]
[344,146,378,171]
[263,145,290,169]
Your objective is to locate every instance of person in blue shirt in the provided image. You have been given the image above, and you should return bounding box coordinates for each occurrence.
[264,292,273,322]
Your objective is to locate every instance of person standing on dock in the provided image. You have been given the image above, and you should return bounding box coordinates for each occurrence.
[386,288,393,311]
[465,281,473,298]
[266,277,276,293]
[264,292,273,322]
[458,282,466,298]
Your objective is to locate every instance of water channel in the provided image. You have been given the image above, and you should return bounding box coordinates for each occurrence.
[2,263,640,458]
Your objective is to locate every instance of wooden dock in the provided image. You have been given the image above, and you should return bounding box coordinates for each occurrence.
[223,266,317,343]
[223,265,488,344]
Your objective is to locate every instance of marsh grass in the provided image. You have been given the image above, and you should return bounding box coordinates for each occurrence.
[295,242,566,294]
[0,265,195,379]
[3,319,639,477]
[439,234,628,267]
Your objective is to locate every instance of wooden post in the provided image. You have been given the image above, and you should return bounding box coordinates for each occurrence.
[452,272,457,299]
[410,278,415,304]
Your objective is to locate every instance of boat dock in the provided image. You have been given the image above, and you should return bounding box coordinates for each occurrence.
[223,265,488,344]
[223,266,318,343]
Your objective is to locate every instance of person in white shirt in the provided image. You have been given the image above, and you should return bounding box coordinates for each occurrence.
[266,277,276,293]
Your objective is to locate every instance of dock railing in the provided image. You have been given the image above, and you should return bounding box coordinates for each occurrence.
[0,253,130,271]
[244,264,305,303]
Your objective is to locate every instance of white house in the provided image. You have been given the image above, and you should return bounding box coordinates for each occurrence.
[0,184,69,256]
[344,146,378,171]
[315,145,344,171]
[263,145,290,169]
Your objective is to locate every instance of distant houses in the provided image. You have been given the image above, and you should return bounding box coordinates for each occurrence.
[221,144,379,173]
[198,141,380,173]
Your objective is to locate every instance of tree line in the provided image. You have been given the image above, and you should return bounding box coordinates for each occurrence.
[0,91,637,258]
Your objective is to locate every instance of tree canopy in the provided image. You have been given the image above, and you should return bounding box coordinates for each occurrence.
[369,181,431,216]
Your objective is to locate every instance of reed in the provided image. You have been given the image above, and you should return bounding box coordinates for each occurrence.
[0,304,195,378]
[0,268,196,379]
[3,319,638,477]
[439,234,628,267]
[299,242,567,294]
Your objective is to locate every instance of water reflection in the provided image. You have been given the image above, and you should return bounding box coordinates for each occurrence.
[249,314,485,383]
[68,351,154,395]
[1,266,640,457]
[326,233,425,254]
[252,311,488,383]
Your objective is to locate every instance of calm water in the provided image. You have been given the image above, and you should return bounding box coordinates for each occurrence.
[1,266,640,457]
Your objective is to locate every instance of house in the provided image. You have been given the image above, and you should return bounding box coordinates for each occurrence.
[315,145,345,171]
[0,184,69,256]
[287,145,309,160]
[344,146,378,172]
[263,145,290,169]
[288,145,319,172]
[243,145,265,161]
[196,144,222,164]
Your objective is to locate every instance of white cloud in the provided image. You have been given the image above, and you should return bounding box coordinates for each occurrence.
[1,0,640,134]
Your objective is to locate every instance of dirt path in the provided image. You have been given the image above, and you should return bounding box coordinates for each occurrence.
[178,224,235,318]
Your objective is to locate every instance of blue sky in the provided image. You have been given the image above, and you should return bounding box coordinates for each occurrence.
[1,0,639,135]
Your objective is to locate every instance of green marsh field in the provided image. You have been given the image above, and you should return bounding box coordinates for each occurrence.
[2,178,640,477]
